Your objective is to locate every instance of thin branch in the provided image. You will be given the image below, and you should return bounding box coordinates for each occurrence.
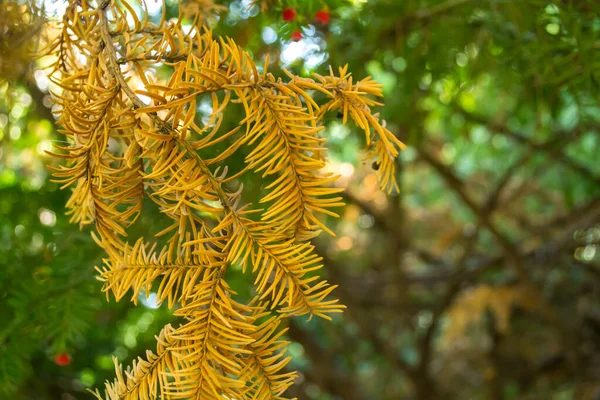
[417,147,565,329]
[455,106,600,185]
[314,244,417,377]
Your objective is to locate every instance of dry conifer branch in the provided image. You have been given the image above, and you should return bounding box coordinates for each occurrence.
[45,0,404,398]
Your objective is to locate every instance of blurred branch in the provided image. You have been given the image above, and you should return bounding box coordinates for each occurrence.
[486,313,504,400]
[416,220,483,400]
[454,106,600,185]
[320,148,599,397]
[483,150,536,212]
[413,0,473,19]
[531,199,600,259]
[287,321,368,400]
[344,189,405,241]
[314,244,418,378]
[336,196,599,292]
[531,198,600,236]
[416,147,567,336]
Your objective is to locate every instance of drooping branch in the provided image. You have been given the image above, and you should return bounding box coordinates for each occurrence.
[45,1,406,398]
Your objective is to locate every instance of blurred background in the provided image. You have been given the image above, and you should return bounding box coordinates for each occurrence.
[1,0,600,399]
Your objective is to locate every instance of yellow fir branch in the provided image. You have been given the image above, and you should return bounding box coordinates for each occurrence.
[93,324,177,400]
[240,310,297,399]
[46,1,405,398]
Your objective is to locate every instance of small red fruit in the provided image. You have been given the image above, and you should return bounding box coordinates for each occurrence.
[282,7,296,22]
[315,9,331,25]
[291,30,302,41]
[54,353,71,366]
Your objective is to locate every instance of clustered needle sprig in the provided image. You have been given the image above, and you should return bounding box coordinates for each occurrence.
[45,0,404,399]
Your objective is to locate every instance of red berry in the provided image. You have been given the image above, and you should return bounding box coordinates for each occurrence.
[282,7,296,22]
[315,9,331,25]
[291,30,302,41]
[54,353,71,366]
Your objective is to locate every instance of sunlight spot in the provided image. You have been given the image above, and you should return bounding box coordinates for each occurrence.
[545,4,559,14]
[339,162,354,178]
[141,292,161,309]
[546,23,560,35]
[36,140,53,156]
[580,245,596,261]
[10,126,21,140]
[336,236,353,251]
[358,214,374,229]
[15,224,26,237]
[10,104,24,120]
[329,123,349,140]
[20,93,32,107]
[43,0,68,17]
[146,0,162,16]
[38,208,56,227]
[262,27,277,44]
[281,41,306,64]
[30,233,44,252]
[392,57,407,73]
[124,326,139,348]
[417,311,433,328]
